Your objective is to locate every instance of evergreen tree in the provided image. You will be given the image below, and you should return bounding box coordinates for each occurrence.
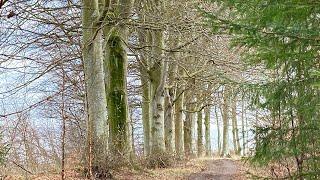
[205,1,320,178]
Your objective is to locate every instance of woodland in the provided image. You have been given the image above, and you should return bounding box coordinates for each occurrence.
[0,0,319,179]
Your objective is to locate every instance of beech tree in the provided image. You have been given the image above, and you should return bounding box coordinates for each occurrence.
[104,0,134,156]
[221,86,230,157]
[0,0,260,178]
[82,0,108,172]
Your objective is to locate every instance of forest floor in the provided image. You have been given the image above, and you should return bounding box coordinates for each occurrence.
[114,157,248,180]
[187,159,245,180]
[4,157,251,179]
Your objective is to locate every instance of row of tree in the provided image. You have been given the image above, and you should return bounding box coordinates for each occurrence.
[5,0,318,179]
[81,0,252,177]
[1,0,250,178]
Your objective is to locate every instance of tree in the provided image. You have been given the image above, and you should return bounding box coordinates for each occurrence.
[82,0,108,173]
[82,0,135,176]
[206,0,320,178]
[215,106,221,155]
[0,0,254,177]
[104,0,134,156]
[197,108,204,157]
[174,68,186,158]
[184,79,197,157]
[138,29,152,156]
[221,86,230,157]
[204,106,211,156]
[231,93,240,155]
[164,31,179,155]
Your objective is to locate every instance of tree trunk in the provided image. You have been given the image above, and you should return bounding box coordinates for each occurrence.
[241,99,246,156]
[184,112,192,157]
[164,37,178,154]
[104,0,134,156]
[164,87,175,154]
[141,71,151,156]
[184,92,197,157]
[82,0,108,172]
[231,96,240,155]
[150,30,167,154]
[204,106,211,156]
[197,108,204,157]
[138,30,151,156]
[215,106,221,155]
[174,68,185,158]
[175,86,185,158]
[221,86,230,157]
[105,31,131,154]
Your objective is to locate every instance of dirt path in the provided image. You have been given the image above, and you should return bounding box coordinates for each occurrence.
[187,159,245,180]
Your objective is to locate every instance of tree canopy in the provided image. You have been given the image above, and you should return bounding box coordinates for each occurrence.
[205,0,320,178]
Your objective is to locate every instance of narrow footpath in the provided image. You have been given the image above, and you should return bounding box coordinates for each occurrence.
[187,159,245,180]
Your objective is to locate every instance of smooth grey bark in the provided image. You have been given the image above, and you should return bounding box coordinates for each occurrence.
[221,86,230,157]
[184,88,197,157]
[164,34,178,154]
[184,111,192,157]
[241,99,246,156]
[203,83,212,157]
[191,102,197,157]
[197,108,204,157]
[215,106,221,155]
[174,68,185,158]
[231,96,240,155]
[82,0,108,170]
[164,87,175,154]
[138,29,151,156]
[150,30,167,154]
[141,68,151,156]
[204,106,211,156]
[246,106,249,155]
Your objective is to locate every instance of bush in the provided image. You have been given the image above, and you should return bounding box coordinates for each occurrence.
[145,152,175,169]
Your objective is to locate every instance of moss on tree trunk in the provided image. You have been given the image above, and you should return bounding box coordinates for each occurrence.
[105,33,131,155]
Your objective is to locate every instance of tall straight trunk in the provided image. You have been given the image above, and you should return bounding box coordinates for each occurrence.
[82,0,108,171]
[174,67,185,158]
[129,110,136,155]
[104,0,134,155]
[184,92,197,157]
[105,30,131,154]
[221,86,229,157]
[215,106,221,155]
[174,80,185,158]
[141,71,151,156]
[150,30,167,154]
[164,36,178,154]
[204,106,211,156]
[164,87,175,154]
[191,103,197,155]
[246,108,249,155]
[231,96,240,155]
[241,99,246,156]
[184,112,192,157]
[138,30,151,156]
[197,108,204,157]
